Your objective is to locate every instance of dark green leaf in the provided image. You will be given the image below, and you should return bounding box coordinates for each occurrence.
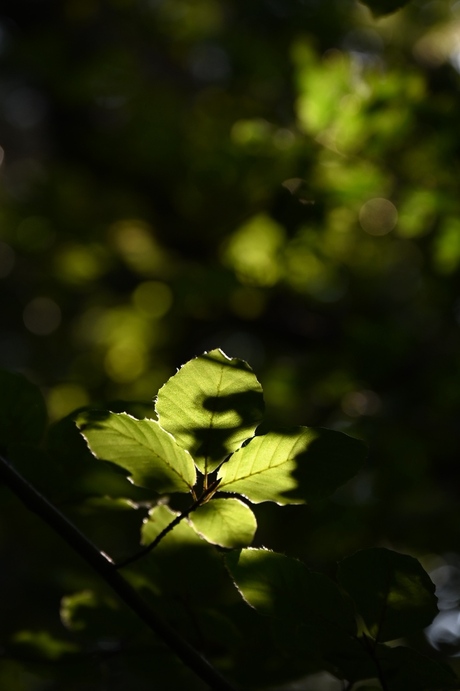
[155,349,264,475]
[338,548,438,642]
[0,370,47,449]
[227,548,386,680]
[218,427,366,504]
[377,645,459,690]
[228,548,357,635]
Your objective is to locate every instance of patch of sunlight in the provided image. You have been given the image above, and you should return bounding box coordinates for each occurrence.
[132,280,173,318]
[95,306,152,347]
[396,189,437,238]
[316,155,387,204]
[414,19,460,70]
[323,210,357,261]
[296,49,352,136]
[47,383,89,421]
[285,238,333,297]
[231,118,272,147]
[12,630,77,660]
[109,219,168,276]
[222,213,285,286]
[433,218,460,274]
[368,105,412,142]
[332,94,367,154]
[104,342,147,383]
[55,243,108,285]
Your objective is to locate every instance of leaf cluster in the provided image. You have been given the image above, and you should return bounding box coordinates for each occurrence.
[77,348,366,551]
[0,354,457,690]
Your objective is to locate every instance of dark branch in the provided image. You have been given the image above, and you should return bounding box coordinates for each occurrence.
[0,453,239,691]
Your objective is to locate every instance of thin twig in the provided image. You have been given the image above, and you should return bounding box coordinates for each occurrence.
[116,478,222,569]
[0,454,239,691]
[116,498,201,568]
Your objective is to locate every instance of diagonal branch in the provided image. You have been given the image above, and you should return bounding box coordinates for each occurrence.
[0,454,239,691]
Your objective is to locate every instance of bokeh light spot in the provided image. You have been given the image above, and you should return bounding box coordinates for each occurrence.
[132,281,173,318]
[47,384,89,421]
[23,297,61,335]
[359,197,398,236]
[109,219,166,275]
[222,214,284,286]
[231,119,271,147]
[434,218,460,274]
[56,244,108,285]
[104,343,147,383]
[341,389,381,417]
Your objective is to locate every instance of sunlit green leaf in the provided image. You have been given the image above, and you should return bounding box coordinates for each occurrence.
[359,0,410,17]
[77,411,196,493]
[0,370,47,449]
[155,349,264,475]
[338,548,438,642]
[190,498,257,548]
[218,427,365,504]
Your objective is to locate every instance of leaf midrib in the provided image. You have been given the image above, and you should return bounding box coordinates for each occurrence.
[99,418,193,488]
[201,364,225,475]
[220,436,296,486]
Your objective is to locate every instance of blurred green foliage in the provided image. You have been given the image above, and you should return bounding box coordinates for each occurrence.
[3,0,460,687]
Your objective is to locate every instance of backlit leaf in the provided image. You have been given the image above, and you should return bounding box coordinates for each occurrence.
[155,349,264,475]
[77,411,196,493]
[218,427,365,504]
[190,498,257,548]
[338,548,438,642]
